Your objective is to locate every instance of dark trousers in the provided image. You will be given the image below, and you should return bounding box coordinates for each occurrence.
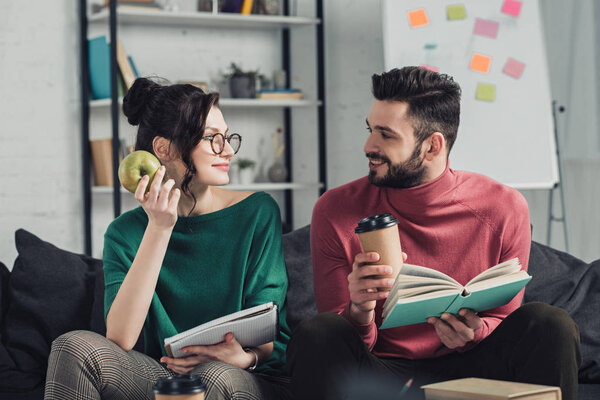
[286,302,581,400]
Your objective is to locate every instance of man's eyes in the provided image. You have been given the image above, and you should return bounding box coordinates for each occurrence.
[366,126,392,139]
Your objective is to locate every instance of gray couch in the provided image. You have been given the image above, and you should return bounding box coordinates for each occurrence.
[1,226,599,399]
[282,225,600,400]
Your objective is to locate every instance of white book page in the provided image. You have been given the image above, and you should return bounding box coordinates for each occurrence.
[466,258,521,286]
[466,270,531,292]
[401,263,460,285]
[382,284,459,318]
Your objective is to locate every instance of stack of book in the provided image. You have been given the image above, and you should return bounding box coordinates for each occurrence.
[257,89,303,100]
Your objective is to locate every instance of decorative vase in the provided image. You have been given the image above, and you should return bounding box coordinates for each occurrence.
[268,159,288,182]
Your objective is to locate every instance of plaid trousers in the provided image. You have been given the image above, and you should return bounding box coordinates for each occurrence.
[44,330,291,400]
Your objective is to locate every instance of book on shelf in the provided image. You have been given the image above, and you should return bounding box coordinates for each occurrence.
[257,89,303,100]
[164,302,278,358]
[88,36,110,100]
[240,0,254,14]
[128,56,139,78]
[90,139,124,187]
[220,0,244,13]
[116,40,137,90]
[422,378,561,400]
[88,36,129,100]
[379,258,531,330]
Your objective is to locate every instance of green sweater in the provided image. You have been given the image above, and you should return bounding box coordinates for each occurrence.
[102,192,291,374]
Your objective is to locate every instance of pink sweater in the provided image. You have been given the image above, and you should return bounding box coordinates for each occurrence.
[311,164,531,359]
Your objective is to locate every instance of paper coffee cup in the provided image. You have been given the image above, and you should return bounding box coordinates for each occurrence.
[153,374,206,400]
[355,213,403,291]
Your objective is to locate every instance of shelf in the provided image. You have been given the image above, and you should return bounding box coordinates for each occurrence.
[90,98,321,108]
[92,182,322,194]
[220,98,322,107]
[88,8,320,29]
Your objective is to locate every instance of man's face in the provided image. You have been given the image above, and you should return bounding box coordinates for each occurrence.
[364,100,427,189]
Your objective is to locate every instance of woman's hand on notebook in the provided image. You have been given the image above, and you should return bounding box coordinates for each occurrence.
[160,332,256,373]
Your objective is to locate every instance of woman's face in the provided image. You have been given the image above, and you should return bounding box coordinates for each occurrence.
[189,106,234,186]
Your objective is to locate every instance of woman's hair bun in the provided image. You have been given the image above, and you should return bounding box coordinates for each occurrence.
[122,78,160,126]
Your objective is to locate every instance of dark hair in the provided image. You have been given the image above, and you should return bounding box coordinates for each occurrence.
[371,66,461,153]
[123,77,220,208]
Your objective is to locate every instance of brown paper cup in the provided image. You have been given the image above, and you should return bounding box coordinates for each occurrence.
[153,375,206,400]
[155,394,205,400]
[356,214,403,291]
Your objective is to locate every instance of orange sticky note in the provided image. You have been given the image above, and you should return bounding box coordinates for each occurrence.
[408,8,429,28]
[470,53,491,73]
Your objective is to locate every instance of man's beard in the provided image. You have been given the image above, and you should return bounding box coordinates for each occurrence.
[367,143,427,189]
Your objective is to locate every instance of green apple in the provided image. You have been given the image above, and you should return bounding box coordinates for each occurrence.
[118,150,162,193]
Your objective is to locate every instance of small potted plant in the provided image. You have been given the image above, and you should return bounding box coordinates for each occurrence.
[235,157,257,185]
[224,63,260,98]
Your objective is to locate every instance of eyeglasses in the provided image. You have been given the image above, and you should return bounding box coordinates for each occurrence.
[201,133,242,155]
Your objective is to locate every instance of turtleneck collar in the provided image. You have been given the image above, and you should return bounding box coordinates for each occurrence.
[380,162,457,215]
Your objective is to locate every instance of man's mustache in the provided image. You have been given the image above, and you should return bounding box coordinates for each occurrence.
[365,152,391,164]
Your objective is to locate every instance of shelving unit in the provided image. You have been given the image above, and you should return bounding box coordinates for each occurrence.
[90,98,322,108]
[88,7,319,28]
[79,0,326,256]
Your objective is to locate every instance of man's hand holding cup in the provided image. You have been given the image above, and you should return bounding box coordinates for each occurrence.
[349,214,406,324]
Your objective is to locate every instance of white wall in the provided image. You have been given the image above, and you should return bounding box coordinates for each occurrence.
[324,0,600,261]
[0,1,82,269]
[1,0,599,269]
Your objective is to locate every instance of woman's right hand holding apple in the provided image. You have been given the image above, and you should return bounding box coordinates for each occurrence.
[135,166,180,229]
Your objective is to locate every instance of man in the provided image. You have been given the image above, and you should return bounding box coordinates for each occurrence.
[286,67,581,400]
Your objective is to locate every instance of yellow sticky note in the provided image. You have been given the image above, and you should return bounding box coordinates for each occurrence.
[447,4,467,20]
[408,8,429,28]
[470,53,491,73]
[476,83,496,102]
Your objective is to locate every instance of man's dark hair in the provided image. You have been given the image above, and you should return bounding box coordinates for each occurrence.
[371,66,461,153]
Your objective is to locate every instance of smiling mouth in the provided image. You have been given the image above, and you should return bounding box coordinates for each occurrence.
[212,164,230,170]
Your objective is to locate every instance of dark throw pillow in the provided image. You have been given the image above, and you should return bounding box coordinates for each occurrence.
[282,225,317,332]
[1,229,104,392]
[526,241,600,383]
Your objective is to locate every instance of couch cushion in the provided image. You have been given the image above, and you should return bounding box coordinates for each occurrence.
[0,261,20,386]
[0,229,104,392]
[525,241,600,383]
[282,225,317,332]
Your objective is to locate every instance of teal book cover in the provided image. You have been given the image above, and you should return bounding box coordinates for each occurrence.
[379,275,531,330]
[88,36,110,100]
[380,292,458,329]
[444,276,532,315]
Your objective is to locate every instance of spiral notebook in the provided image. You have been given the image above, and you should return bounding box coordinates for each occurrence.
[164,302,278,358]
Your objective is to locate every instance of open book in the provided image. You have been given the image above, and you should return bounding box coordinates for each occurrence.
[379,258,531,329]
[164,302,278,358]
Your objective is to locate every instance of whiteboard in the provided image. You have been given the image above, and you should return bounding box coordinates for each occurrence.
[382,0,558,189]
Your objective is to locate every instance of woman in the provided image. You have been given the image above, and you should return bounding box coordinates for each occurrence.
[44,78,291,399]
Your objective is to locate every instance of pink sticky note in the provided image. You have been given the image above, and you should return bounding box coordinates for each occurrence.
[420,64,439,72]
[502,0,522,17]
[503,58,526,79]
[473,18,499,39]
